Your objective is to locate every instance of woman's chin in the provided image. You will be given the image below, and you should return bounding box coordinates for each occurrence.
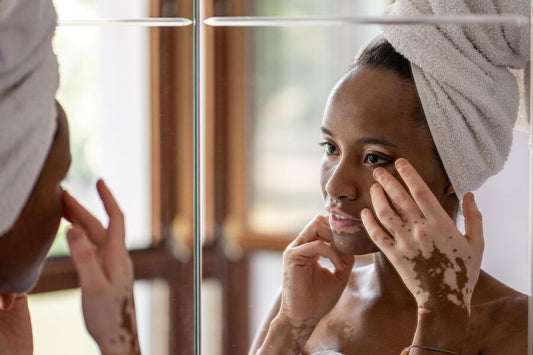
[331,230,379,255]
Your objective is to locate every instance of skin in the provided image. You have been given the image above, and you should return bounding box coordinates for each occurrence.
[250,68,528,355]
[0,103,141,355]
[63,180,140,355]
[0,102,71,295]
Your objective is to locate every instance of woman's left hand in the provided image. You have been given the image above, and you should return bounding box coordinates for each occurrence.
[360,158,484,316]
[62,180,140,355]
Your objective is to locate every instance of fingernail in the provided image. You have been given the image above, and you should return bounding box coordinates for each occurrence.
[374,168,384,181]
[396,158,408,171]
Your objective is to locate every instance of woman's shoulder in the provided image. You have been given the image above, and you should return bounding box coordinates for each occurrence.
[467,271,528,354]
[473,270,528,307]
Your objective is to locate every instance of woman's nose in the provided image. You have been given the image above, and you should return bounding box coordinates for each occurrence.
[325,159,358,200]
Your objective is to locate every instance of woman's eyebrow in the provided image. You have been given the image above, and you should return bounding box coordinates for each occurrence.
[320,127,398,148]
[320,126,334,137]
[357,137,398,148]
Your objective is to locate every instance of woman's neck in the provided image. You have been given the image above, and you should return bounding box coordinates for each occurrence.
[371,252,417,307]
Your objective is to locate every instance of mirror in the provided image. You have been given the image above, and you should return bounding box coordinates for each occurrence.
[28,1,195,354]
[9,0,529,354]
[200,1,531,354]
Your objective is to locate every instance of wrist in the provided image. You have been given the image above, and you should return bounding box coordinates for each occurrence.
[258,313,318,355]
[412,308,469,353]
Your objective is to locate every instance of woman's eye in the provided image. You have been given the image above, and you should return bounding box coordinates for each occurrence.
[319,142,337,155]
[363,153,390,165]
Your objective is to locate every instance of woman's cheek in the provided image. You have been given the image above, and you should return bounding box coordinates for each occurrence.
[319,159,334,199]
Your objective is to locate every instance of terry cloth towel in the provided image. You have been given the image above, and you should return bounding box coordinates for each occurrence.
[0,0,59,235]
[381,0,530,198]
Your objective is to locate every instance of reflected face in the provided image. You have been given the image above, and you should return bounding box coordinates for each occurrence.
[0,103,71,293]
[320,67,450,255]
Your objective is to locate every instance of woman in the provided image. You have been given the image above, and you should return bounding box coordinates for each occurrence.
[250,37,528,355]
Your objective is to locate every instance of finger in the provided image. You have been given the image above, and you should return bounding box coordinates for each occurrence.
[96,180,126,243]
[369,183,404,239]
[373,167,421,221]
[361,208,396,255]
[62,190,106,245]
[462,192,484,249]
[67,226,108,290]
[394,158,446,220]
[333,254,355,283]
[287,240,346,271]
[291,215,332,246]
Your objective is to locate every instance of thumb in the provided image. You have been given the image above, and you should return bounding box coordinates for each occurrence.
[463,192,484,250]
[67,226,107,291]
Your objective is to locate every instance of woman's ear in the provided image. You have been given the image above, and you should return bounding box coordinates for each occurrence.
[445,184,455,195]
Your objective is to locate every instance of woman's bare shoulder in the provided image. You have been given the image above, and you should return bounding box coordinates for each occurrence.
[467,271,528,354]
[473,270,528,305]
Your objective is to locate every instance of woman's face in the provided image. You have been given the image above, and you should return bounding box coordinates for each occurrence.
[320,67,452,255]
[0,103,71,293]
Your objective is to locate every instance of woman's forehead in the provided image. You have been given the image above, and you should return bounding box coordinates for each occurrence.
[321,68,437,159]
[324,68,427,139]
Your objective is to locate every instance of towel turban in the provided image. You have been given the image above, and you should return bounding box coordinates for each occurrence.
[0,0,59,235]
[381,0,530,198]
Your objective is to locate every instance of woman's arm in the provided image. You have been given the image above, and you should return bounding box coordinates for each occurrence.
[63,180,141,355]
[361,158,484,354]
[251,216,355,355]
[248,290,281,355]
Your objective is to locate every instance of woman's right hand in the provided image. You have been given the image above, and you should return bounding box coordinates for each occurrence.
[279,215,355,327]
[63,180,140,355]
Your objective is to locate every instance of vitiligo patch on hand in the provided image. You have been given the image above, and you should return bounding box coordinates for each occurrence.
[404,243,470,312]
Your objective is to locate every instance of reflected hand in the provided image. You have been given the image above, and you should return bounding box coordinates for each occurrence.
[63,180,140,355]
[280,215,354,326]
[361,158,484,315]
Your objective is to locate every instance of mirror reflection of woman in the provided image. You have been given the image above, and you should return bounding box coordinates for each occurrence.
[0,0,140,353]
[250,33,528,355]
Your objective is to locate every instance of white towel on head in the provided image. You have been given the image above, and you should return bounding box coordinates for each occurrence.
[381,0,530,198]
[0,0,59,235]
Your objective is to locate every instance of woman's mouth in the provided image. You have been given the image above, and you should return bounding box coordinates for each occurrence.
[328,211,362,234]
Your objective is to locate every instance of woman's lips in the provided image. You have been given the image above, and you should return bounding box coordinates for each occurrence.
[327,210,362,234]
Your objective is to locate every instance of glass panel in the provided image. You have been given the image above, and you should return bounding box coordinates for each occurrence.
[19,1,197,355]
[205,7,531,355]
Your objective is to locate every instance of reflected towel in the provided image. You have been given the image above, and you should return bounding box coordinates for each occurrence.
[0,0,59,234]
[382,0,530,198]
